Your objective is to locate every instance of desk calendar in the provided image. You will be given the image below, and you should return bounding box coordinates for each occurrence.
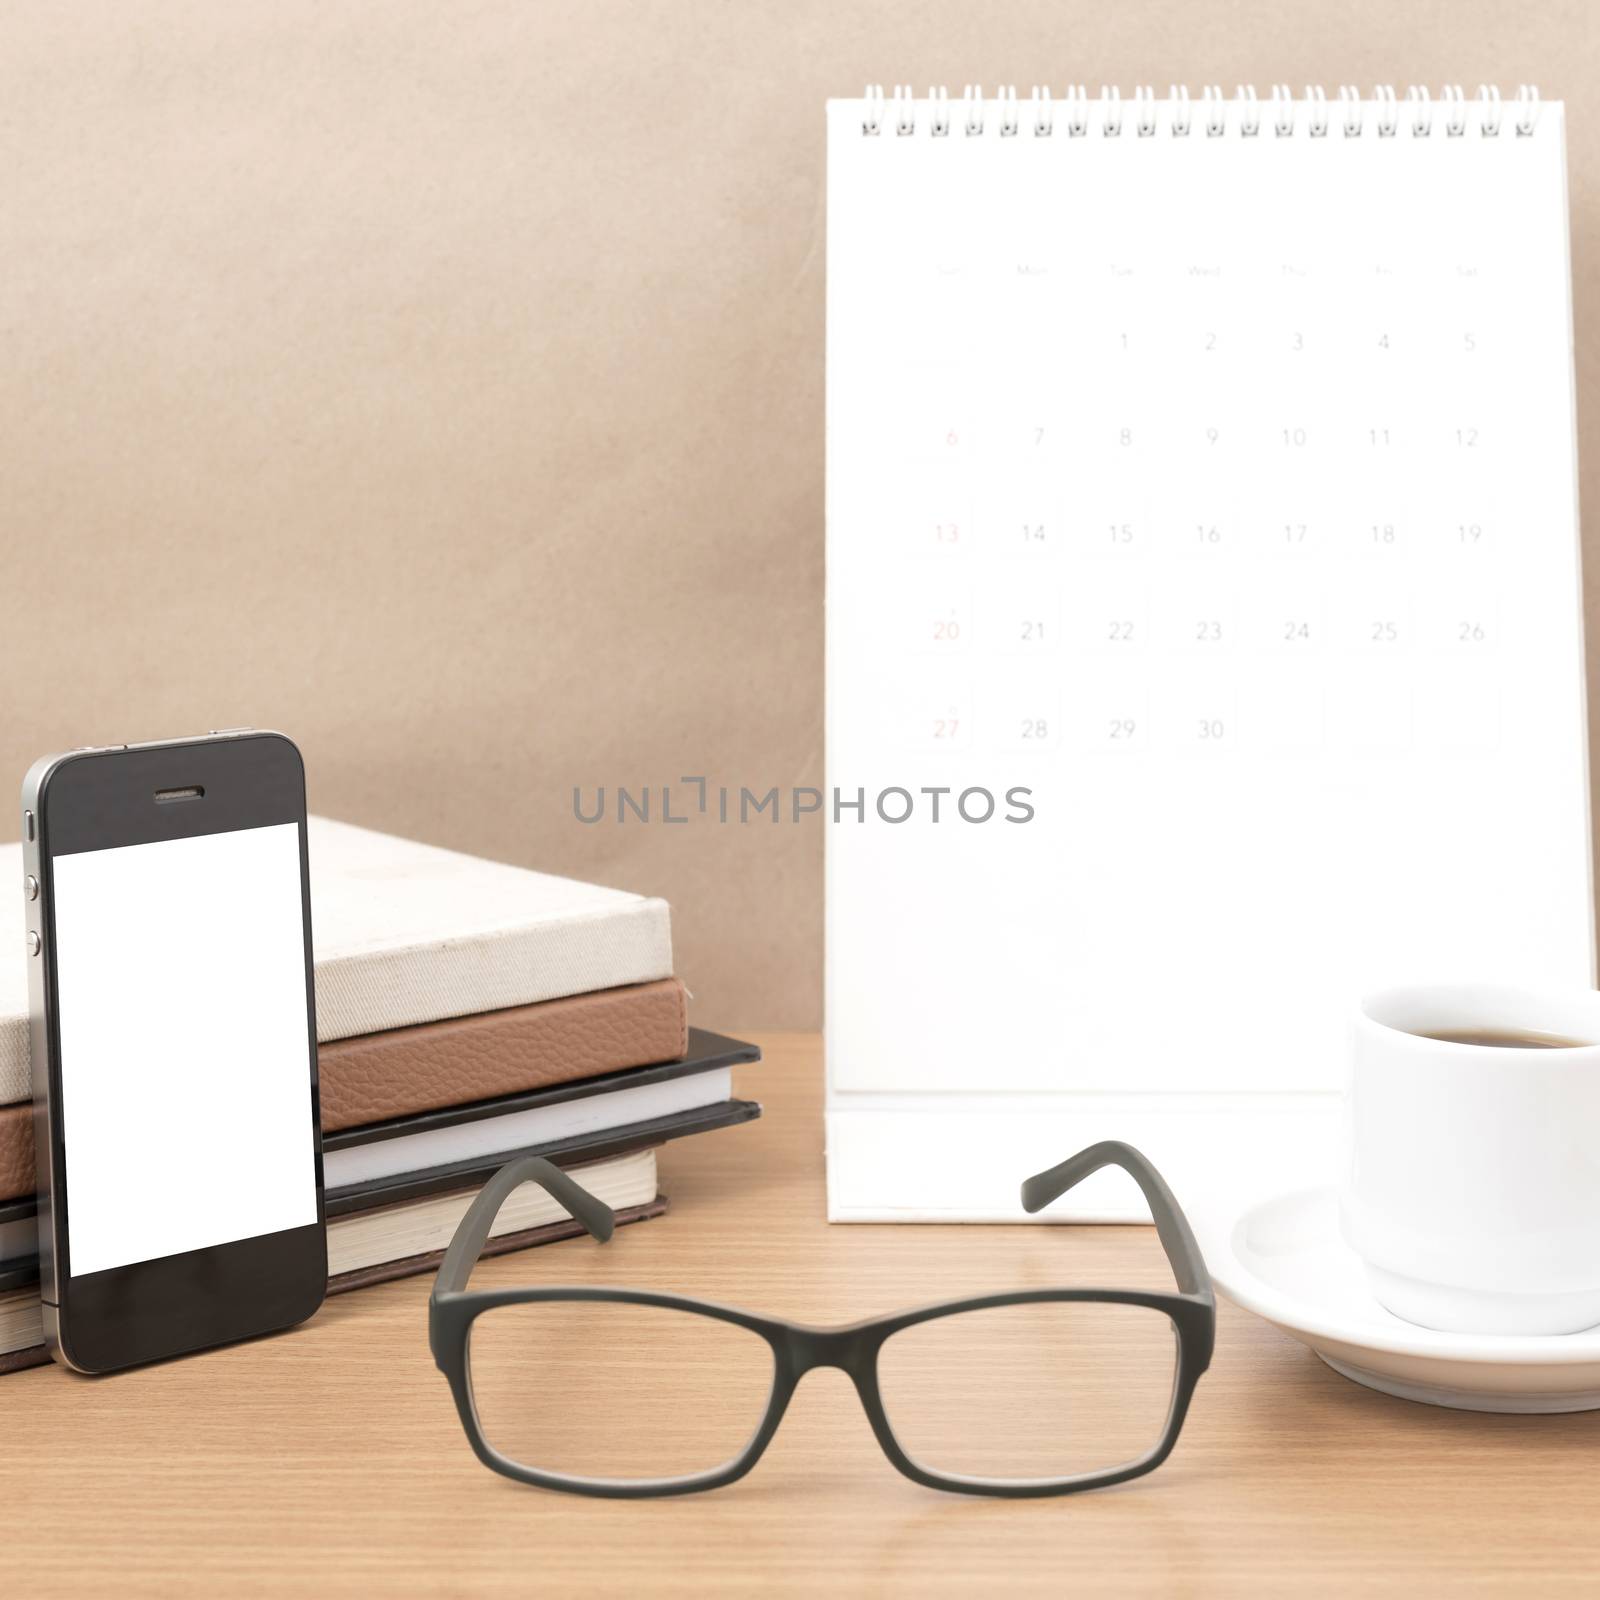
[824,86,1593,1220]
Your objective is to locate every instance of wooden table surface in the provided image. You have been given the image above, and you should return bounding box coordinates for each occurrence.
[5,1033,1597,1597]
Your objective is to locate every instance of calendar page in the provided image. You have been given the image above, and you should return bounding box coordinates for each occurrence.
[825,90,1592,1219]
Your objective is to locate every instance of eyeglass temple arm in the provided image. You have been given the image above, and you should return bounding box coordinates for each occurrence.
[1020,1141,1212,1299]
[433,1154,615,1298]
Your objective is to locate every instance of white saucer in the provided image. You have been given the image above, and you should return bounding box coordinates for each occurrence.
[1193,1186,1600,1413]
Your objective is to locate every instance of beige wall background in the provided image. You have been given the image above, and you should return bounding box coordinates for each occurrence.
[2,1,1595,1028]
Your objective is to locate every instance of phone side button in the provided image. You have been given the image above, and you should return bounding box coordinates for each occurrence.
[24,875,38,902]
[26,931,40,956]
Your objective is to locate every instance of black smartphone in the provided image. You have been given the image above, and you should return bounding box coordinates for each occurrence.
[21,731,326,1373]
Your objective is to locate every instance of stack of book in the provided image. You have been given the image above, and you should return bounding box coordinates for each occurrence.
[0,818,760,1373]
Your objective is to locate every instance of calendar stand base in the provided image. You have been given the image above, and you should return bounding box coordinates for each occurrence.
[825,1094,1341,1222]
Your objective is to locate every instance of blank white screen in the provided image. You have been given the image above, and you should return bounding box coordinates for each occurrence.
[52,823,318,1276]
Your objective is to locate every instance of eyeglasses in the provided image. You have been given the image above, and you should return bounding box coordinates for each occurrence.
[429,1141,1214,1498]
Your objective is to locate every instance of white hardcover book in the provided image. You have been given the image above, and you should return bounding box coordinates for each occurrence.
[0,816,674,1105]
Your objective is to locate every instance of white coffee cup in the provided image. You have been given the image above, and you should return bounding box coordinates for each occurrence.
[1340,983,1600,1337]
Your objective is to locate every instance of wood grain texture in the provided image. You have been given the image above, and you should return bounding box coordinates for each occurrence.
[3,1034,1597,1597]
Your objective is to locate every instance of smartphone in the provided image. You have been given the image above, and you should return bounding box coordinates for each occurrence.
[22,732,326,1373]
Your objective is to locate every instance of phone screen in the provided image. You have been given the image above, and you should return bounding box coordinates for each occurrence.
[50,822,317,1277]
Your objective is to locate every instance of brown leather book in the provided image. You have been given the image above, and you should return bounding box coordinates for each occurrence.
[0,977,687,1202]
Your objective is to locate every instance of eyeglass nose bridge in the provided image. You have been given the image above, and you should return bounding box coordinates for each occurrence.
[776,1321,881,1385]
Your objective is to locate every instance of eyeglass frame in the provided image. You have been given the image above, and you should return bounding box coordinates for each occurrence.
[428,1139,1215,1499]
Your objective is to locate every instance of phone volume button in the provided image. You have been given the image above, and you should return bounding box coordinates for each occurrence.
[24,875,38,902]
[26,931,40,957]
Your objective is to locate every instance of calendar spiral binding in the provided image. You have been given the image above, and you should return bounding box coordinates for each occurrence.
[861,84,1542,139]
